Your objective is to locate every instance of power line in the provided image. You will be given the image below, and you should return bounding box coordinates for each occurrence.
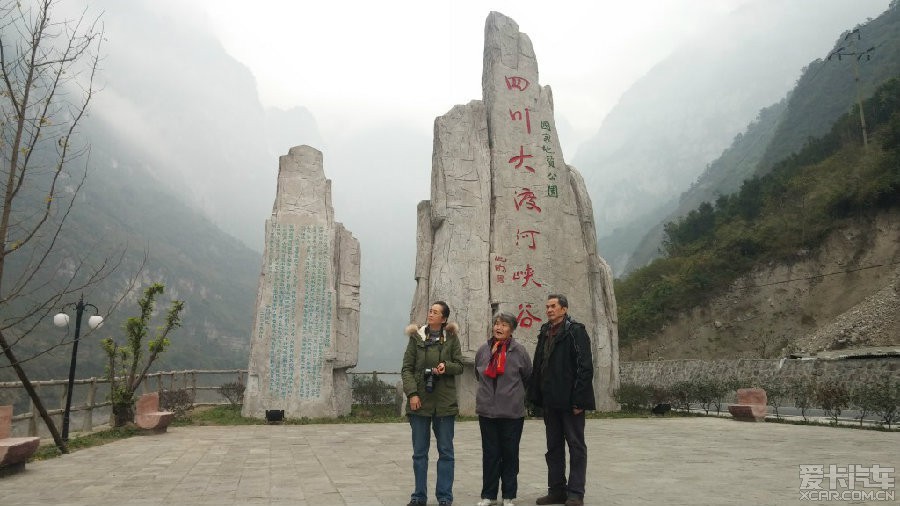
[826,28,877,147]
[736,259,899,289]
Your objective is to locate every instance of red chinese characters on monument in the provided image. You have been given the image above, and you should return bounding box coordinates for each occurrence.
[508,146,535,173]
[512,264,542,288]
[494,256,508,284]
[502,72,546,330]
[514,188,541,213]
[516,303,542,329]
[509,108,531,134]
[505,76,530,92]
[516,229,540,250]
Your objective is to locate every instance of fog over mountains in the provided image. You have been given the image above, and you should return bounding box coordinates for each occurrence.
[88,1,300,248]
[20,0,892,378]
[572,0,891,274]
[70,0,429,372]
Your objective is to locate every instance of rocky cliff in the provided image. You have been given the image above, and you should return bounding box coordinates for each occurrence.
[624,211,899,361]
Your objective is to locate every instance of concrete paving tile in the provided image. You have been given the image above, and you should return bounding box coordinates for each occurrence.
[2,419,897,505]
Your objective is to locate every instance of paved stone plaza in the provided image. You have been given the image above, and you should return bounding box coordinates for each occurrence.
[3,417,897,505]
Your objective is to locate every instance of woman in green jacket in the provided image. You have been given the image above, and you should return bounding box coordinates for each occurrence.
[401,301,464,506]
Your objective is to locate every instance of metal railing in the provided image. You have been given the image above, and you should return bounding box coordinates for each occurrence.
[0,369,402,437]
[0,369,247,438]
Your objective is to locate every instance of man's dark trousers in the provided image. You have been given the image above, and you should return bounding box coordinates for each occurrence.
[543,407,587,499]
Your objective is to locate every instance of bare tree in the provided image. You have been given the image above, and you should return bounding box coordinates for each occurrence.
[0,0,107,453]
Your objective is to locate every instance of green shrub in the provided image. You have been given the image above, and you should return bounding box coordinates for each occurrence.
[851,382,879,427]
[761,376,789,419]
[159,389,193,419]
[217,382,245,407]
[790,377,816,422]
[692,377,718,415]
[351,373,397,407]
[614,382,652,412]
[869,376,900,429]
[815,379,850,425]
[669,381,694,412]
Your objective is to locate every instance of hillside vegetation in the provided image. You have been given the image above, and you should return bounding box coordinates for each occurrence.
[625,4,900,273]
[616,78,900,348]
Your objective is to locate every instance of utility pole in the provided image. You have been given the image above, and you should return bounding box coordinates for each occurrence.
[827,28,876,148]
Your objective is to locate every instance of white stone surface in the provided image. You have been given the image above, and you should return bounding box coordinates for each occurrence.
[411,12,619,413]
[243,145,360,419]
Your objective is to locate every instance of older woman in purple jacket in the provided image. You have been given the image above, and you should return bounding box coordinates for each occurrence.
[475,312,533,506]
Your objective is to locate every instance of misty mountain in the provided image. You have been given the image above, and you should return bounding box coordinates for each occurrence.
[318,121,432,371]
[572,0,891,275]
[266,107,324,161]
[90,0,434,374]
[0,116,262,382]
[4,0,431,382]
[627,3,900,271]
[2,0,324,381]
[86,1,330,250]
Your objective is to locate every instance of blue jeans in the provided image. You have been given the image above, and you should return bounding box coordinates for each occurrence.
[409,414,455,503]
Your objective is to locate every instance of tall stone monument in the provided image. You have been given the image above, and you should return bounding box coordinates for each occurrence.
[411,12,619,414]
[243,146,360,419]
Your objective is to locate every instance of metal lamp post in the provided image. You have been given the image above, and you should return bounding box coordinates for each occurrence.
[54,295,103,441]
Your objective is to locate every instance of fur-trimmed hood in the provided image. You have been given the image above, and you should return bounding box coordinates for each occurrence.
[405,321,459,341]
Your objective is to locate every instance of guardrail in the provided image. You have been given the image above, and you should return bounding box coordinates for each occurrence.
[0,369,247,438]
[0,369,401,437]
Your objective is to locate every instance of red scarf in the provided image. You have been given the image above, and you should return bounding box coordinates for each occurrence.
[484,338,509,378]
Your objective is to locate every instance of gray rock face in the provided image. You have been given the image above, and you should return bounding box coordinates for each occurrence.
[411,12,619,414]
[243,146,360,419]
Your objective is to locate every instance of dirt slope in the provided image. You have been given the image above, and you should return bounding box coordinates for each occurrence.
[623,210,900,361]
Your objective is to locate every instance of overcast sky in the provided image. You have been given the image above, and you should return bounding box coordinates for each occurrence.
[188,0,758,154]
[51,0,891,370]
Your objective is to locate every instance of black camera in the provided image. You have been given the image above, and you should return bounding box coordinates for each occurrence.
[424,368,438,393]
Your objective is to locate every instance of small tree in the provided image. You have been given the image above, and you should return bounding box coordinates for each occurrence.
[669,380,694,412]
[851,382,877,427]
[693,377,717,415]
[870,376,900,429]
[790,377,816,422]
[217,382,245,407]
[713,374,740,415]
[101,283,184,426]
[762,375,788,419]
[614,382,652,412]
[815,377,850,425]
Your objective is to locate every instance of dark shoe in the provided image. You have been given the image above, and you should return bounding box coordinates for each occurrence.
[407,500,426,506]
[438,501,453,506]
[564,498,583,506]
[535,493,567,505]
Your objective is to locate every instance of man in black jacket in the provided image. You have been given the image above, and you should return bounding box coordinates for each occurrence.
[527,294,595,506]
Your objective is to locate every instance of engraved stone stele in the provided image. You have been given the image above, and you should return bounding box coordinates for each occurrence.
[243,146,360,419]
[410,12,620,414]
